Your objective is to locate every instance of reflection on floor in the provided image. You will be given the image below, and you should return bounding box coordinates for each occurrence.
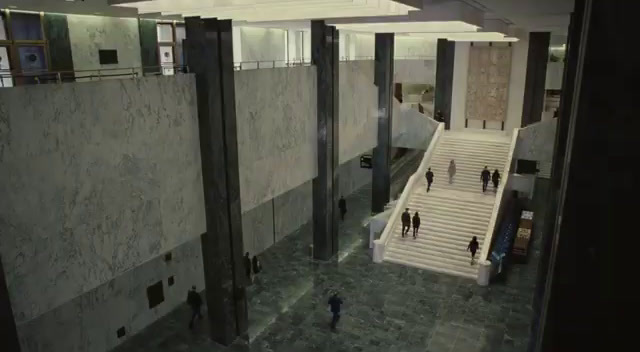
[114,180,549,352]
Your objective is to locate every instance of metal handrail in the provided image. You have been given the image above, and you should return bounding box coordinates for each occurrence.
[0,65,190,86]
[232,55,436,71]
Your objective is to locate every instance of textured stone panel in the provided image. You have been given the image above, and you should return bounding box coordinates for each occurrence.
[516,118,557,162]
[339,61,377,163]
[465,45,512,122]
[0,75,205,324]
[67,15,142,78]
[242,201,275,256]
[235,66,317,212]
[14,238,204,352]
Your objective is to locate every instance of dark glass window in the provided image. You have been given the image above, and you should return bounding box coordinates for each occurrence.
[10,13,42,41]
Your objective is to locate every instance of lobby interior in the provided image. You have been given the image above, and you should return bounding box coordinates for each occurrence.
[0,1,628,352]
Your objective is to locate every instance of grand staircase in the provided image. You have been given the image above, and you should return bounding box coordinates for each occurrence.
[383,132,512,278]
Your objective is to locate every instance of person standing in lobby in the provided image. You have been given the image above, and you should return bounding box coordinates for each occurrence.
[338,195,347,221]
[187,286,203,330]
[328,292,344,331]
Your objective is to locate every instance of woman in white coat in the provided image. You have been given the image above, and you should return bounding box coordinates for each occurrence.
[448,160,456,184]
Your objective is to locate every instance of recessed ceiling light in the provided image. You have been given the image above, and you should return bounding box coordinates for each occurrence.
[94,12,102,15]
[8,5,17,8]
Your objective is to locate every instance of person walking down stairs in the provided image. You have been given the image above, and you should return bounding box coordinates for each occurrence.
[412,212,421,239]
[467,236,480,265]
[401,208,411,238]
[448,160,456,184]
[425,167,434,192]
[481,166,491,192]
[492,169,501,192]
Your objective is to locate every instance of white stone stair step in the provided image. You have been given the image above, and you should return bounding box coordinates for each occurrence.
[384,256,477,279]
[400,210,490,227]
[413,193,496,207]
[389,239,477,260]
[398,216,487,232]
[404,203,492,221]
[397,234,485,251]
[385,247,477,274]
[392,225,486,241]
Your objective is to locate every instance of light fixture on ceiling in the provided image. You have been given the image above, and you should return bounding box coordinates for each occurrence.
[116,0,418,22]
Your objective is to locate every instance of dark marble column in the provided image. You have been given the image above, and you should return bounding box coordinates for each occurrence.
[185,17,248,346]
[521,32,551,127]
[0,256,20,352]
[43,14,74,81]
[371,33,394,214]
[434,38,455,129]
[311,20,339,260]
[138,19,159,75]
[529,4,586,351]
[537,0,634,349]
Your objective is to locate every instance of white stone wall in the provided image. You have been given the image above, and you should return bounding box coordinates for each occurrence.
[67,15,142,78]
[392,99,440,149]
[339,61,377,163]
[451,41,527,132]
[394,59,436,84]
[0,75,206,326]
[516,118,557,162]
[238,26,287,62]
[235,66,317,212]
[15,237,204,352]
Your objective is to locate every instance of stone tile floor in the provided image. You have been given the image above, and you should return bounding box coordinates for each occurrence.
[114,180,549,352]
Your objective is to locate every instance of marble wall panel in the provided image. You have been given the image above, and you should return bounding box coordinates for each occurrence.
[392,99,440,149]
[339,154,373,198]
[394,59,436,84]
[338,61,378,163]
[242,200,275,256]
[0,75,205,324]
[273,180,313,242]
[235,66,317,212]
[67,15,142,78]
[15,237,204,352]
[516,118,558,162]
[465,45,512,122]
[238,27,287,62]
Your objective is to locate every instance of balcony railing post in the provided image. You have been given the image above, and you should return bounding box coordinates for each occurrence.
[57,72,62,84]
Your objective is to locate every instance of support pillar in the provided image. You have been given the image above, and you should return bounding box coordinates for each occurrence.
[371,33,394,214]
[185,17,248,345]
[521,32,551,126]
[537,0,634,349]
[0,256,20,352]
[434,38,455,129]
[311,20,339,260]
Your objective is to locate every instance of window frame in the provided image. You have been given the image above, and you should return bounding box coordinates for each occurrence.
[0,10,51,85]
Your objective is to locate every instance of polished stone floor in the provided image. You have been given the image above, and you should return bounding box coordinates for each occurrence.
[115,180,549,352]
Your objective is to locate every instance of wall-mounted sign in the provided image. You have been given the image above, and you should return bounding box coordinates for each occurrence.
[360,154,372,169]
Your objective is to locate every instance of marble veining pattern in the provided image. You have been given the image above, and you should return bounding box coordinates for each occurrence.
[67,15,142,77]
[394,59,436,84]
[339,61,378,163]
[15,237,204,352]
[392,98,440,149]
[235,66,317,212]
[466,46,512,122]
[516,118,557,162]
[0,75,205,324]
